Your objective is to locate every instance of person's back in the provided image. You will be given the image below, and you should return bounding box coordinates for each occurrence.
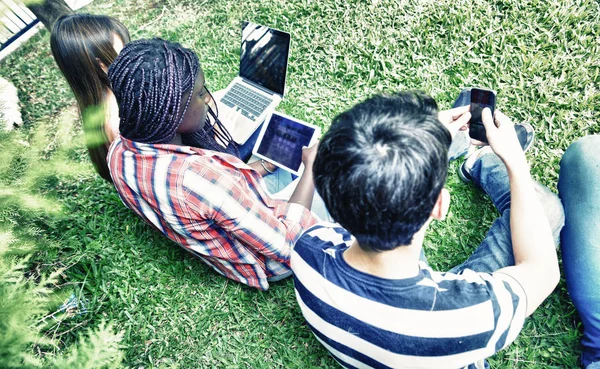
[294,225,526,369]
[292,91,563,368]
[107,38,321,291]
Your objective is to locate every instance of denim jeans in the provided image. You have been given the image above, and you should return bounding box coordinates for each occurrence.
[241,122,333,222]
[263,172,333,223]
[559,136,600,369]
[238,123,263,162]
[449,152,564,274]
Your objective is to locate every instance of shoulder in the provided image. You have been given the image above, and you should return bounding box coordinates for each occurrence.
[295,223,352,255]
[437,268,526,299]
[107,136,125,167]
[291,223,351,271]
[434,269,528,353]
[430,269,527,328]
[181,152,244,195]
[432,268,525,301]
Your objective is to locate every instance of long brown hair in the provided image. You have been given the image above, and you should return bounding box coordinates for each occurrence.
[50,14,130,182]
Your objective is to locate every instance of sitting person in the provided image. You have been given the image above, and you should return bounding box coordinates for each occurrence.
[291,91,564,368]
[107,38,323,290]
[51,13,130,182]
[51,15,287,189]
[559,136,600,369]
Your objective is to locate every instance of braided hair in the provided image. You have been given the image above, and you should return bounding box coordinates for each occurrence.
[108,38,238,156]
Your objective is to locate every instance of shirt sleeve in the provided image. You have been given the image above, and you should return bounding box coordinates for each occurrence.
[481,271,528,352]
[182,163,318,264]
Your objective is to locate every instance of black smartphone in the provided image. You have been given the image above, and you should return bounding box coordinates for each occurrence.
[468,88,496,143]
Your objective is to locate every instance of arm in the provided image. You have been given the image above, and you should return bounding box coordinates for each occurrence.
[248,159,277,177]
[483,109,560,316]
[184,162,317,263]
[287,143,318,209]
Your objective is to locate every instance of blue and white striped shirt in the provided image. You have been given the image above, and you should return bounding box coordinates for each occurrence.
[291,224,527,369]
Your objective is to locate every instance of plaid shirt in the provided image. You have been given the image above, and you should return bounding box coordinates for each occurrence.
[107,136,318,290]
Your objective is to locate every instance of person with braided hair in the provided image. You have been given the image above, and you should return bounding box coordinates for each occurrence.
[107,38,321,290]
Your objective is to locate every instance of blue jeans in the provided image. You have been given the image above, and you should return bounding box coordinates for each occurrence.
[241,122,332,222]
[449,152,564,274]
[238,123,263,162]
[559,136,600,369]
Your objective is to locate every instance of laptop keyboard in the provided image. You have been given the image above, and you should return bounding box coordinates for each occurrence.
[221,83,272,120]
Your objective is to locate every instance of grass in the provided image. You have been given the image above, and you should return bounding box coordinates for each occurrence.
[0,0,598,367]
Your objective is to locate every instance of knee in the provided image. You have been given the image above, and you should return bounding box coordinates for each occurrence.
[560,136,600,179]
[535,184,565,246]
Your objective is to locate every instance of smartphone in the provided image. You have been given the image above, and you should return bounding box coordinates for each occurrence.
[468,88,496,143]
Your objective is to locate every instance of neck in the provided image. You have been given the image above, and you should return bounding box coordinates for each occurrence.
[169,133,183,145]
[343,225,428,280]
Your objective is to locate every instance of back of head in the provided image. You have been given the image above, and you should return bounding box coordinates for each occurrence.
[51,13,130,109]
[313,91,451,251]
[108,38,238,156]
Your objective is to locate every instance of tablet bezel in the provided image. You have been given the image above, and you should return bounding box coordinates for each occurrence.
[252,111,321,176]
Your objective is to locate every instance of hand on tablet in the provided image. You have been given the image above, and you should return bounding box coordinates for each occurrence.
[289,141,319,209]
[302,141,319,168]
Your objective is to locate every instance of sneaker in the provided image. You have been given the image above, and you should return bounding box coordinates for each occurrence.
[458,123,535,183]
[514,122,535,153]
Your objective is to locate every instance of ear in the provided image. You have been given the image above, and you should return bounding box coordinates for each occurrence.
[431,188,450,221]
[96,57,108,73]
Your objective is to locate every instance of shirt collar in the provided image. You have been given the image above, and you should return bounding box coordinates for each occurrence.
[118,135,248,169]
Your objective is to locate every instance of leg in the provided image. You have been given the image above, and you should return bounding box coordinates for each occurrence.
[262,167,294,195]
[448,88,471,161]
[450,152,564,274]
[238,123,263,162]
[267,176,334,222]
[559,136,600,369]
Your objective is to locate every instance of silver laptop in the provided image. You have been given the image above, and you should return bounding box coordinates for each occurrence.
[216,21,291,144]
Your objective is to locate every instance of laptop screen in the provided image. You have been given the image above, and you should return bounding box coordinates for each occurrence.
[239,21,290,96]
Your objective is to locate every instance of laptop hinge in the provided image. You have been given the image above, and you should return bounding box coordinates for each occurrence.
[242,78,283,98]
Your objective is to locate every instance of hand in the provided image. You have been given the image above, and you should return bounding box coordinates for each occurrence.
[481,108,525,164]
[220,106,243,129]
[438,105,471,138]
[301,141,319,167]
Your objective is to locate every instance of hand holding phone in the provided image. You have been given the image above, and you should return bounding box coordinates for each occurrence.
[468,88,497,143]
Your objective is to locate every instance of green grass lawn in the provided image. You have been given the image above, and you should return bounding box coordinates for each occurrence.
[1,0,598,367]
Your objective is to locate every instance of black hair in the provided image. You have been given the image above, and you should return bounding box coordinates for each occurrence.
[108,38,238,156]
[313,91,451,252]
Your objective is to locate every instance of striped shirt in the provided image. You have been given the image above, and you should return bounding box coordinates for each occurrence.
[108,136,318,290]
[291,224,527,369]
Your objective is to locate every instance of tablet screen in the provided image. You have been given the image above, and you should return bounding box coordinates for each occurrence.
[256,114,316,172]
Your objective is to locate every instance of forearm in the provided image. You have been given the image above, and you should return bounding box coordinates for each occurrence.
[248,160,276,177]
[288,165,315,210]
[505,156,559,274]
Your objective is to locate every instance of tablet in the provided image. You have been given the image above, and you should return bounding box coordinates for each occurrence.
[252,112,321,175]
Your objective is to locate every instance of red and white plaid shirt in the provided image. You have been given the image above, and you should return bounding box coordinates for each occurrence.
[107,136,318,290]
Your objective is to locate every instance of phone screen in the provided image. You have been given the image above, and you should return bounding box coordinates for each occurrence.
[469,88,496,142]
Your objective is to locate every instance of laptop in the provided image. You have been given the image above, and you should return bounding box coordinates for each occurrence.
[216,21,291,144]
[252,111,320,176]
